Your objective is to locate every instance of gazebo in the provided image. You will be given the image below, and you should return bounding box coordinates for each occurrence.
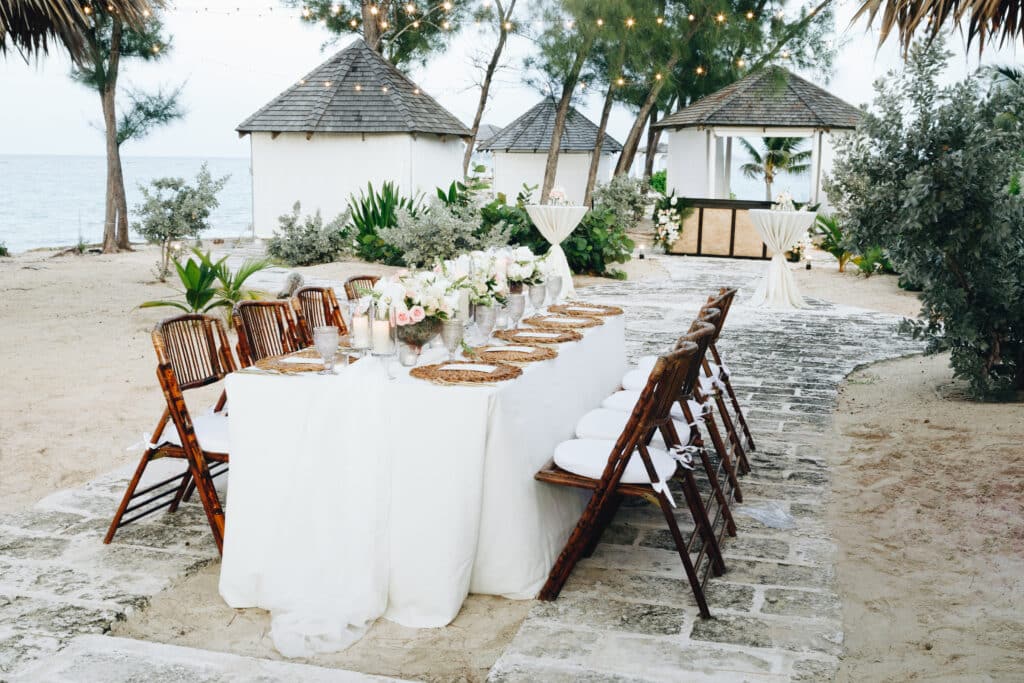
[655,66,862,209]
[238,38,471,237]
[479,98,622,205]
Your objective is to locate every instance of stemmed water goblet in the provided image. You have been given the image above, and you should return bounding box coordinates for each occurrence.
[507,293,526,330]
[312,326,339,375]
[545,275,564,306]
[475,304,496,343]
[528,282,547,315]
[441,318,464,361]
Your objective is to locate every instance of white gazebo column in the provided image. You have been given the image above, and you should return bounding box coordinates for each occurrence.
[664,128,711,198]
[810,130,824,204]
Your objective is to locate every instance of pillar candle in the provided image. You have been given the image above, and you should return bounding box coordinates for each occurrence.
[371,318,393,354]
[352,315,371,348]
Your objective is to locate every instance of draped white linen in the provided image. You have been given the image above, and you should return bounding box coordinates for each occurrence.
[526,205,589,299]
[219,315,626,657]
[748,209,816,309]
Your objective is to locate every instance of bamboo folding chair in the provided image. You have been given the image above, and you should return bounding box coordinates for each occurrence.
[703,287,756,453]
[343,274,380,301]
[536,344,725,618]
[232,300,302,367]
[291,285,349,347]
[104,314,235,552]
[697,299,752,476]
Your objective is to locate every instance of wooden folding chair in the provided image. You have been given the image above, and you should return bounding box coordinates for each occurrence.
[232,300,301,367]
[104,314,235,552]
[343,274,380,301]
[292,285,349,347]
[697,299,752,476]
[536,343,725,618]
[673,318,741,538]
[703,287,756,453]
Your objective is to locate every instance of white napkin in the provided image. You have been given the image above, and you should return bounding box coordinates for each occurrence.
[280,356,323,365]
[516,332,562,339]
[440,364,499,374]
[566,306,605,313]
[542,316,586,325]
[483,345,535,354]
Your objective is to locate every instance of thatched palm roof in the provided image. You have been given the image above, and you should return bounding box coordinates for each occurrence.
[655,66,862,132]
[0,0,156,62]
[855,0,1024,52]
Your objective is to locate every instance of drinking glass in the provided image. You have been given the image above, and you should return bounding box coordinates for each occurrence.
[475,304,496,343]
[398,342,420,367]
[507,293,526,329]
[441,318,464,361]
[312,326,339,375]
[528,283,546,314]
[546,275,563,305]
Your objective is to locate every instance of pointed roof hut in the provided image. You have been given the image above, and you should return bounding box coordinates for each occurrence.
[479,97,622,153]
[237,39,469,238]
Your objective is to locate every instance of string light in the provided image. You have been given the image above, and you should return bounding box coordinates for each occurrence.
[83,5,93,15]
[442,0,452,9]
[503,20,511,30]
[655,73,662,80]
[656,16,664,25]
[695,66,705,75]
[301,7,311,18]
[413,87,421,94]
[354,83,362,91]
[780,49,791,58]
[745,11,754,19]
[380,20,389,29]
[616,77,625,85]
[775,9,785,19]
[625,18,635,28]
[715,13,726,23]
[596,18,604,27]
[323,80,331,87]
[736,58,745,67]
[688,14,695,21]
[349,18,358,27]
[564,19,574,29]
[413,20,420,27]
[299,79,306,84]
[369,5,378,15]
[331,4,340,15]
[441,19,450,29]
[151,44,160,53]
[382,85,389,92]
[405,3,416,13]
[142,9,150,17]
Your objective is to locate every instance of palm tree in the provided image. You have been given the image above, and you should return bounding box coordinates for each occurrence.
[738,137,812,201]
[854,0,1024,53]
[0,1,154,63]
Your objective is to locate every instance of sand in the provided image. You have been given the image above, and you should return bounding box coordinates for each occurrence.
[828,353,1024,681]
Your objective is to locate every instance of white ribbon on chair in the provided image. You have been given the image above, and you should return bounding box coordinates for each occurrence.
[686,398,713,428]
[650,478,677,508]
[668,444,699,471]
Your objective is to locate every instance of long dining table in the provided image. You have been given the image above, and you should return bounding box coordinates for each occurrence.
[218,313,626,657]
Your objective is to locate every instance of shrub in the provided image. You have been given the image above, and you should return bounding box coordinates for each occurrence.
[349,181,420,265]
[828,40,1024,396]
[814,214,852,272]
[380,197,510,267]
[132,163,229,281]
[0,241,8,257]
[140,248,271,319]
[649,169,667,195]
[592,175,648,231]
[267,202,349,266]
[851,245,887,277]
[563,205,635,276]
[483,184,548,255]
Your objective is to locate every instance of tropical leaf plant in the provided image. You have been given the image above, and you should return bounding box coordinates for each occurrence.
[815,214,852,272]
[348,181,420,265]
[140,248,271,316]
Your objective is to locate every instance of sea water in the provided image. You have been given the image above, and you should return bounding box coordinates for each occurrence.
[0,155,252,254]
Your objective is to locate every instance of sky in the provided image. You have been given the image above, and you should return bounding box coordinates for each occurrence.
[0,0,1019,160]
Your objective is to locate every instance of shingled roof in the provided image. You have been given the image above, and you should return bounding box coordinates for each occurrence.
[478,98,622,153]
[237,39,470,138]
[655,66,863,132]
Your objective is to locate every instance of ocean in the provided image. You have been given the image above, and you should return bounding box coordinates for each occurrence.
[0,155,253,254]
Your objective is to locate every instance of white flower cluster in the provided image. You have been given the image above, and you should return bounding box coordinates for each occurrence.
[506,245,544,285]
[547,187,568,206]
[372,270,454,325]
[438,245,547,306]
[773,192,796,211]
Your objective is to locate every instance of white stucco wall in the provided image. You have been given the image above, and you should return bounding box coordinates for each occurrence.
[491,151,615,204]
[665,129,712,198]
[249,132,465,237]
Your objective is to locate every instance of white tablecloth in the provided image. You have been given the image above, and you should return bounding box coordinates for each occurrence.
[526,205,589,299]
[748,209,816,309]
[219,316,626,657]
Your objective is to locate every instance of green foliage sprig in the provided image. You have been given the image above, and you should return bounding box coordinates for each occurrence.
[141,249,270,320]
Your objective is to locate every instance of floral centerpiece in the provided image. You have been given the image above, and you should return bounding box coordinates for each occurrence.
[652,193,691,252]
[547,187,569,206]
[461,251,508,307]
[505,246,543,293]
[772,192,796,212]
[371,271,453,350]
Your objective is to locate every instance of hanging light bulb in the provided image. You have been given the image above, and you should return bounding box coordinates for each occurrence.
[688,13,695,21]
[369,5,378,15]
[83,5,93,15]
[715,13,726,23]
[380,19,389,29]
[355,83,363,91]
[616,77,625,86]
[746,11,755,19]
[302,7,311,18]
[441,19,450,29]
[503,20,512,30]
[625,17,635,28]
[405,3,415,14]
[695,66,705,75]
[442,0,452,9]
[656,16,664,25]
[596,18,604,27]
[655,73,662,80]
[350,17,358,26]
[737,58,745,67]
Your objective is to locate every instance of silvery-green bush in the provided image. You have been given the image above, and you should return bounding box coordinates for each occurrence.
[592,175,649,231]
[828,41,1024,397]
[267,202,350,266]
[381,197,510,267]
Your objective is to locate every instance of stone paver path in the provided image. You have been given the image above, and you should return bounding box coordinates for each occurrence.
[0,256,922,681]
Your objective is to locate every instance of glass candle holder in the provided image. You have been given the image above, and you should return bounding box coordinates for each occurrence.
[370,299,396,357]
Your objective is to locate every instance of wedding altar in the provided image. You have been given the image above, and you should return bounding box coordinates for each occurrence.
[218,315,625,656]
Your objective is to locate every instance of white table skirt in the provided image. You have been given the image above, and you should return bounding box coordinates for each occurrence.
[526,205,589,300]
[748,209,816,309]
[219,316,625,656]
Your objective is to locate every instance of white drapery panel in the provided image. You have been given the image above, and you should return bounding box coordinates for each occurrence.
[526,205,589,299]
[219,316,626,657]
[748,209,816,309]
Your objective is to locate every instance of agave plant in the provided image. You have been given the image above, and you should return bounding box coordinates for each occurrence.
[348,181,420,265]
[141,248,271,318]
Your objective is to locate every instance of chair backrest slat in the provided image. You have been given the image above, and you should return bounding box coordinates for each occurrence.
[233,301,300,367]
[343,274,380,302]
[293,286,348,344]
[153,314,235,391]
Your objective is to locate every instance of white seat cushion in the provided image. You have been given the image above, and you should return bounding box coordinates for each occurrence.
[621,355,660,391]
[575,408,688,449]
[553,438,677,484]
[601,390,685,420]
[159,411,230,454]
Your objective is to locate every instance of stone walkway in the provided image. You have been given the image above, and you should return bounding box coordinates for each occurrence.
[0,255,922,681]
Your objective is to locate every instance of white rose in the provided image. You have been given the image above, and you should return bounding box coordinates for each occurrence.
[513,246,534,261]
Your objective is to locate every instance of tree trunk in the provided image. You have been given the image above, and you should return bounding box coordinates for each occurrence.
[100,87,119,254]
[643,107,660,179]
[362,0,386,51]
[114,145,130,249]
[583,82,616,206]
[765,180,772,201]
[541,41,592,203]
[462,0,514,177]
[614,56,677,176]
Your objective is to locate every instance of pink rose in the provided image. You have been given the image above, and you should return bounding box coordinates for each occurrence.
[410,305,426,323]
[396,310,412,326]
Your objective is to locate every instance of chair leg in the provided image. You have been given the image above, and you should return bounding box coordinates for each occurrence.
[723,378,756,452]
[582,494,623,558]
[713,392,751,475]
[539,490,614,601]
[168,471,193,512]
[692,445,738,537]
[702,410,744,503]
[103,448,156,544]
[182,452,226,554]
[653,492,712,618]
[677,470,726,576]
